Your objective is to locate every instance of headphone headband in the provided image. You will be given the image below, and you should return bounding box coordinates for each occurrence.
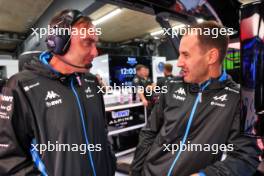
[46,9,84,55]
[63,9,84,26]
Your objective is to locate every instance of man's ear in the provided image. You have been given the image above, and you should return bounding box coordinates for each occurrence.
[208,48,219,65]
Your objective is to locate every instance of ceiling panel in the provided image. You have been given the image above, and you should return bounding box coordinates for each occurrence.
[239,0,258,4]
[90,4,182,42]
[0,0,53,33]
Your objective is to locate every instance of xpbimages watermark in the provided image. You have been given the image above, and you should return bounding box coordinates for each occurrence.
[30,26,102,39]
[31,141,102,155]
[163,141,234,155]
[162,25,235,38]
[97,83,168,97]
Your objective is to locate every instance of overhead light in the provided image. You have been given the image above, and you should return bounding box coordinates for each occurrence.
[172,24,186,30]
[150,24,186,36]
[150,29,164,36]
[93,8,122,25]
[197,18,204,23]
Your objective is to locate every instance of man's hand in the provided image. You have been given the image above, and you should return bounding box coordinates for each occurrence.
[190,173,199,176]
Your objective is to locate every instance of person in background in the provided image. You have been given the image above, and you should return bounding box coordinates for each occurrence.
[156,63,174,88]
[132,65,152,107]
[132,64,155,117]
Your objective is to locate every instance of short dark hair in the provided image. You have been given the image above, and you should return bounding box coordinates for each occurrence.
[164,63,173,72]
[135,64,146,71]
[186,21,229,63]
[49,9,92,28]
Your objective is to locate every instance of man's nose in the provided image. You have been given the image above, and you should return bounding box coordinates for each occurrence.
[177,56,184,67]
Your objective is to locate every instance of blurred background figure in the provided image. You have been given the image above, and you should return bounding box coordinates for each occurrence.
[156,63,174,88]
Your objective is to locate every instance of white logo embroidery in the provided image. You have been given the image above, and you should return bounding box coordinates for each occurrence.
[84,79,95,83]
[0,104,12,112]
[0,111,10,120]
[85,87,92,94]
[24,82,40,91]
[45,91,60,100]
[211,94,228,107]
[175,87,186,96]
[0,95,13,102]
[86,94,94,99]
[225,87,239,94]
[169,80,183,83]
[213,94,227,102]
[84,86,95,99]
[173,87,186,101]
[210,101,225,107]
[45,91,62,107]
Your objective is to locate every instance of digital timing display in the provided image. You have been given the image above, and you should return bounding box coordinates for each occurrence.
[109,56,152,86]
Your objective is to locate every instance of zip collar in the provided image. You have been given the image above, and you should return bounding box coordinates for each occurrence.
[188,72,229,93]
[38,51,83,86]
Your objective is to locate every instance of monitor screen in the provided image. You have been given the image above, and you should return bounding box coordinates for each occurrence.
[224,48,240,71]
[108,56,152,86]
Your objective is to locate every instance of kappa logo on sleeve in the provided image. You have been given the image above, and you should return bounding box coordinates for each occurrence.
[173,87,186,101]
[175,87,186,96]
[45,91,62,107]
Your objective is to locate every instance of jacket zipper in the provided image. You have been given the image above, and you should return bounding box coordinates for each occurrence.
[70,78,97,176]
[167,80,211,176]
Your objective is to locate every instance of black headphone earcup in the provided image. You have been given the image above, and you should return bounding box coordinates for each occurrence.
[46,34,70,55]
[46,9,83,55]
